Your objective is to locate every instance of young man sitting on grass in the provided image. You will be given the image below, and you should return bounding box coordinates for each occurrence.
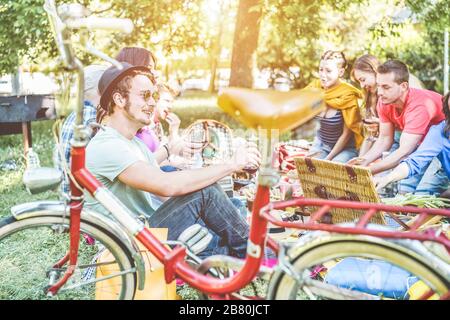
[85,63,261,258]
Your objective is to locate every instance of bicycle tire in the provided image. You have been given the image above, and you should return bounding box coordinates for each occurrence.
[0,215,136,300]
[267,235,450,300]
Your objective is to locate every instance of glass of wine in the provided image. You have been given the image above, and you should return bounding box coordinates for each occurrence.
[179,125,206,169]
[242,133,259,174]
[363,116,379,142]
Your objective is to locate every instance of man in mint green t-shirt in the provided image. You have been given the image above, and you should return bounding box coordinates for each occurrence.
[86,63,260,258]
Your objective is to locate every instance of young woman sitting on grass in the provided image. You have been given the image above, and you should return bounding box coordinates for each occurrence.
[306,50,364,163]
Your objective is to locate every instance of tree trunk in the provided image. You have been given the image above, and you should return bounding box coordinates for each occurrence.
[209,0,226,93]
[229,0,262,88]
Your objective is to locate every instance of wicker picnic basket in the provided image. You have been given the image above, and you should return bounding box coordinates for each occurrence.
[294,157,386,225]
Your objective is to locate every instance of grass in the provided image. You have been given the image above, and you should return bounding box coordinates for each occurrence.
[0,120,58,220]
[0,91,268,300]
[0,224,100,300]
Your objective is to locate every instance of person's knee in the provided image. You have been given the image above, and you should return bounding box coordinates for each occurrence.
[201,182,225,198]
[333,150,357,163]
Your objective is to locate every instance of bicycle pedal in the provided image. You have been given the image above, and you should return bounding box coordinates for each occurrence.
[189,233,213,254]
[186,227,209,247]
[178,224,202,243]
[178,224,213,254]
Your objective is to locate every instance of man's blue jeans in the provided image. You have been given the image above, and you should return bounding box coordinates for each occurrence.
[389,131,449,195]
[148,183,249,258]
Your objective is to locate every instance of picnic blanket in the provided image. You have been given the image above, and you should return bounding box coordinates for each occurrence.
[274,142,310,173]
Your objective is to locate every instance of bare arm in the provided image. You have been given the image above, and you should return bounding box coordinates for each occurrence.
[153,146,169,164]
[119,144,260,197]
[369,132,423,175]
[358,138,373,157]
[153,134,196,165]
[118,161,237,197]
[360,122,395,166]
[325,125,352,161]
[373,162,409,191]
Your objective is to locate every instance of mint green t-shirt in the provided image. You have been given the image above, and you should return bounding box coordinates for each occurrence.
[85,126,163,219]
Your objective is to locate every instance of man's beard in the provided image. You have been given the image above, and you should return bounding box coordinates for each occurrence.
[124,100,153,128]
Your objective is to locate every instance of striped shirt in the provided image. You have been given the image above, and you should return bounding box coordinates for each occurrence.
[316,110,354,148]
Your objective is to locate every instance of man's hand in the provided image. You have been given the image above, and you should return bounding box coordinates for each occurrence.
[373,163,409,192]
[232,142,261,171]
[373,175,390,192]
[347,157,366,166]
[168,135,203,158]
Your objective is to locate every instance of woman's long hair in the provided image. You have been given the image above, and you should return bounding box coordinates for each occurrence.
[351,54,380,118]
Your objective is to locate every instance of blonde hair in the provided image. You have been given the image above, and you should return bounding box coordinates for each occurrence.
[350,54,379,81]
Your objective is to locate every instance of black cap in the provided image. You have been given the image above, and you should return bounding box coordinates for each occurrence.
[98,62,151,111]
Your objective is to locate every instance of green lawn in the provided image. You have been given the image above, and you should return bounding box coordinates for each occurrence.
[0,120,58,220]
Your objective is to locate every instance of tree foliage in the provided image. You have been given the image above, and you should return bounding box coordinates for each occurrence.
[403,0,450,92]
[0,0,448,92]
[406,0,449,31]
[257,0,449,91]
[257,0,323,88]
[0,0,207,75]
[0,0,60,74]
[257,0,403,88]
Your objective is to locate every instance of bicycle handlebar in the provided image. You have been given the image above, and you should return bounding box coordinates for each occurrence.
[65,17,134,34]
[44,0,134,128]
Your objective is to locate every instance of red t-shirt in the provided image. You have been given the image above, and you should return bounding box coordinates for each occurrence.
[377,88,444,136]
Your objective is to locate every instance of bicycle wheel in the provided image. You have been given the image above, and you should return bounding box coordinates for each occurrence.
[267,234,450,300]
[0,215,136,300]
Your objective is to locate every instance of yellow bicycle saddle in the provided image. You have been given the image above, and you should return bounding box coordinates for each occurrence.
[217,87,324,133]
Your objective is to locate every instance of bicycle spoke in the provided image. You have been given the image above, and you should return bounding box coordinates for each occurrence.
[0,217,136,300]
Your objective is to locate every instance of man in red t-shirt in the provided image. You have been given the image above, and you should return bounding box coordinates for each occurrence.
[356,60,444,192]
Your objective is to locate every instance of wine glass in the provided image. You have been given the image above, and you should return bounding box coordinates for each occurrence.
[242,133,259,174]
[179,125,206,169]
[363,116,379,142]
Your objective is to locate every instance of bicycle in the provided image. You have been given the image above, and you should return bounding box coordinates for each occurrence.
[0,1,449,300]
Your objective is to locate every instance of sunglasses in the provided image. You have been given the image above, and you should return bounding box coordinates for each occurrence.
[140,90,160,102]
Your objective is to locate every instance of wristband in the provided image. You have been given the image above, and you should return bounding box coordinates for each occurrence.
[163,144,170,158]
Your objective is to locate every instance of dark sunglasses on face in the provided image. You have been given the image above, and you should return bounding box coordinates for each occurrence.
[141,90,160,102]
